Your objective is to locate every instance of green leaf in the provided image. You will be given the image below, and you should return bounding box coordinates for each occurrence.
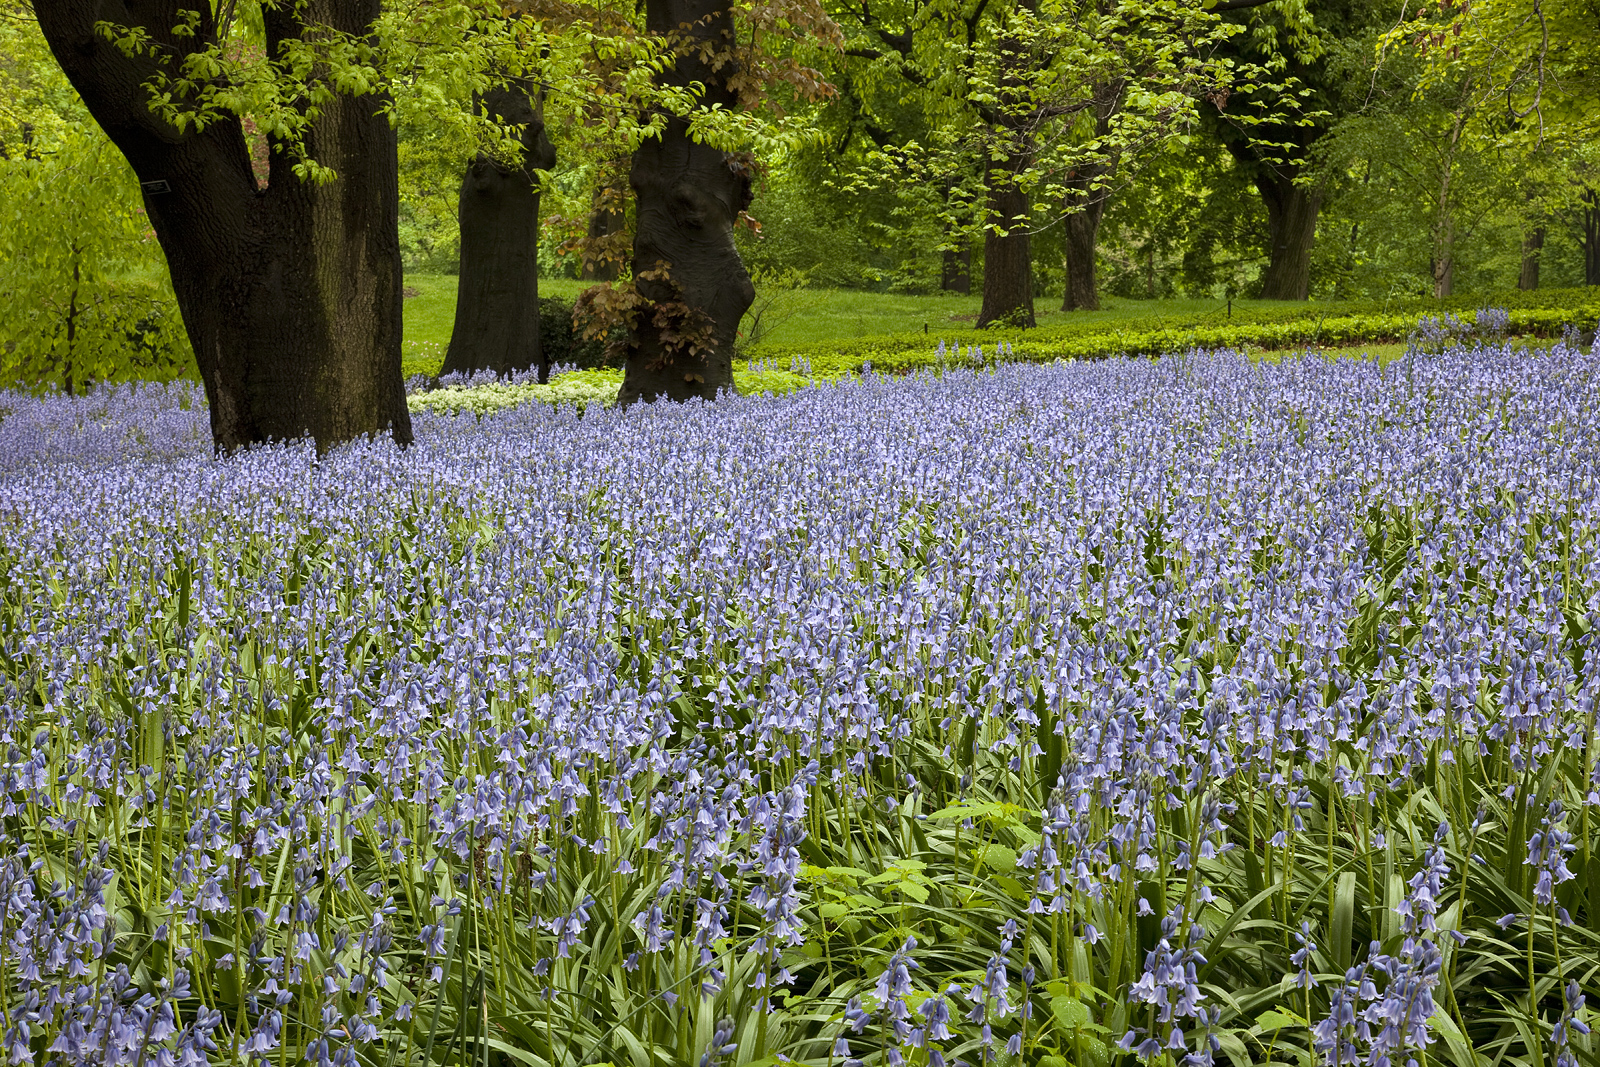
[1254,1009,1306,1033]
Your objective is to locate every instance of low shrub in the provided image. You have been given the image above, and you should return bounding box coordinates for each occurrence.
[409,365,817,417]
[408,368,625,416]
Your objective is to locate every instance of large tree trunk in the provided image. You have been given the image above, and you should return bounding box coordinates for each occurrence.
[1061,192,1107,311]
[441,84,556,382]
[975,9,1037,330]
[35,0,411,453]
[1056,83,1120,313]
[1256,171,1321,300]
[580,184,628,282]
[977,172,1034,328]
[619,0,755,406]
[1518,226,1543,290]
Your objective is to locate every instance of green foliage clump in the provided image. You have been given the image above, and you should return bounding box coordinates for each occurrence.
[0,128,194,392]
[736,366,812,396]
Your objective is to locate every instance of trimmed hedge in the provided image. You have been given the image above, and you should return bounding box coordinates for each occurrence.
[410,289,1600,417]
[751,288,1600,379]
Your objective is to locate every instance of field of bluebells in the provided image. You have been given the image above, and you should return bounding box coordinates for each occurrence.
[1,338,1598,1067]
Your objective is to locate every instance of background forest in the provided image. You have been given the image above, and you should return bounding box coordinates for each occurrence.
[0,0,1597,395]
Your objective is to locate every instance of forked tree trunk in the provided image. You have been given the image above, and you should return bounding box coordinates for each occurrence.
[35,0,411,453]
[1061,191,1108,312]
[619,0,756,406]
[1256,171,1321,300]
[1430,117,1464,302]
[1433,252,1455,299]
[441,84,557,382]
[1057,83,1120,313]
[1518,227,1543,291]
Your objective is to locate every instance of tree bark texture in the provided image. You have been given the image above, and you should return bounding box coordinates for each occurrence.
[441,85,557,382]
[975,20,1039,330]
[977,169,1035,328]
[1518,226,1543,291]
[35,0,410,453]
[1055,80,1121,313]
[1256,171,1321,301]
[620,0,755,406]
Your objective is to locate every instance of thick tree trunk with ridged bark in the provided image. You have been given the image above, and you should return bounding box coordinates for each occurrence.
[1257,171,1320,301]
[975,11,1040,330]
[441,85,557,382]
[35,0,411,453]
[619,0,755,406]
[977,168,1035,328]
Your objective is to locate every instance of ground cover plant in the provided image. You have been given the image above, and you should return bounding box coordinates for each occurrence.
[0,340,1598,1067]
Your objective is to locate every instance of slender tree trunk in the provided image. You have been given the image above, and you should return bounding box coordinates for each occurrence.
[941,238,972,294]
[1061,195,1107,311]
[1430,114,1464,302]
[1256,171,1321,300]
[1432,249,1455,298]
[939,178,972,294]
[620,0,755,405]
[64,253,79,397]
[1518,226,1543,291]
[1580,186,1598,286]
[35,0,411,453]
[580,184,628,282]
[441,84,556,382]
[1057,82,1120,313]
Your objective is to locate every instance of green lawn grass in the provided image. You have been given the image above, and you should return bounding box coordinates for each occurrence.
[402,272,1366,376]
[404,272,1589,378]
[405,274,1319,353]
[745,289,1304,347]
[401,274,593,377]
